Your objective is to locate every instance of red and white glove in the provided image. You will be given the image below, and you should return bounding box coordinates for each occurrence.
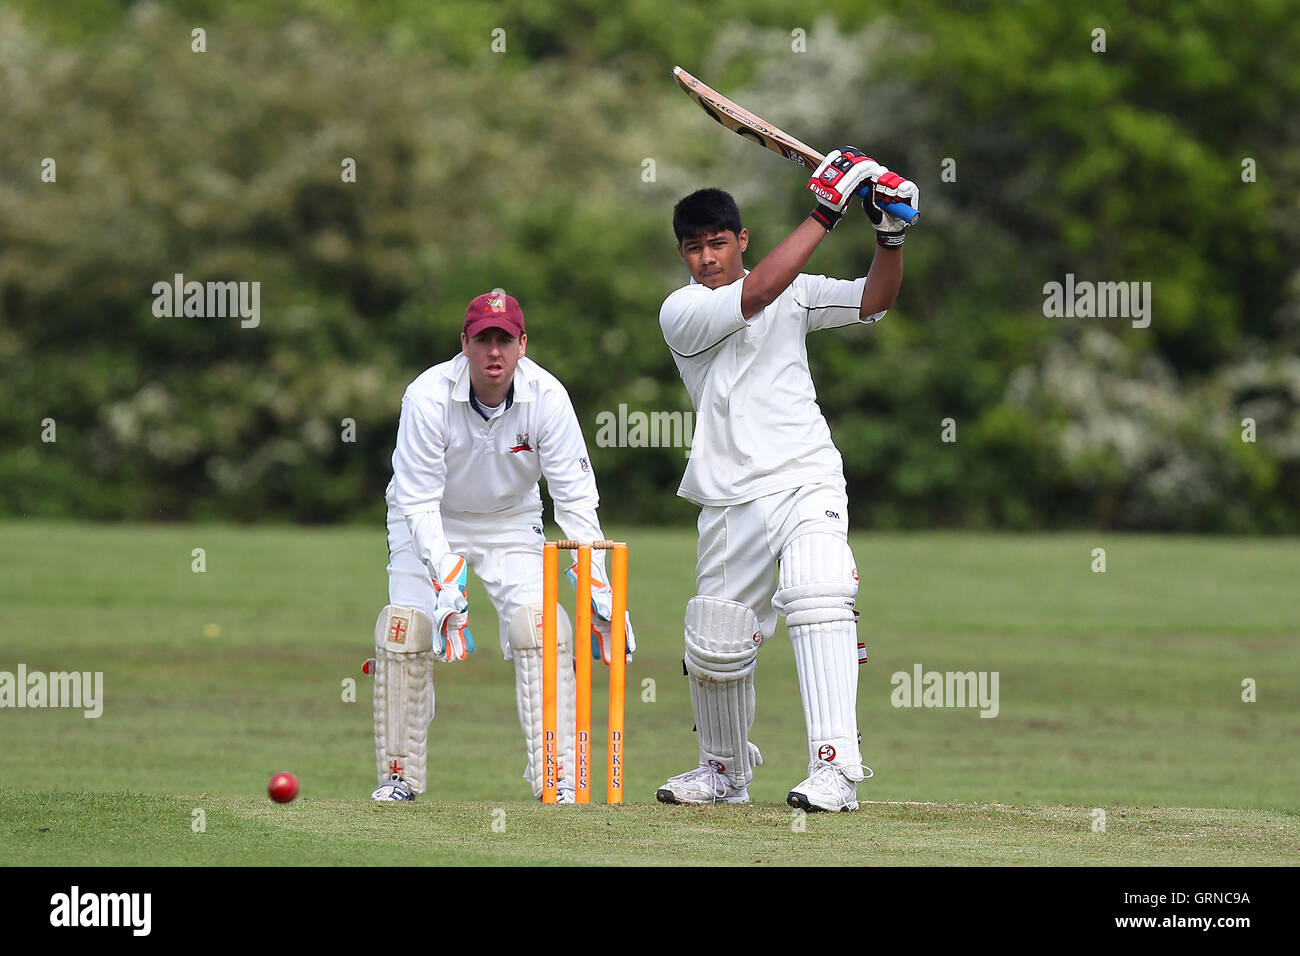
[863,166,918,247]
[808,147,881,231]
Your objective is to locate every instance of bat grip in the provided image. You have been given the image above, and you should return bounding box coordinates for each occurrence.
[857,184,920,225]
[878,200,920,226]
[881,200,920,225]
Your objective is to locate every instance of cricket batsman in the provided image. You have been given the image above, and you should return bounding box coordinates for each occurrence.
[371,291,634,802]
[654,151,916,810]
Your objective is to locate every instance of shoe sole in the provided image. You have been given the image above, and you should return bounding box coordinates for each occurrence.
[656,787,749,805]
[787,791,858,813]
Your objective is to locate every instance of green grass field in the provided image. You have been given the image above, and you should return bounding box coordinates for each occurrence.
[1,522,1296,865]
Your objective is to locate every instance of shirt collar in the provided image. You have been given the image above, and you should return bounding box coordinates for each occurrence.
[450,353,534,403]
[469,383,513,419]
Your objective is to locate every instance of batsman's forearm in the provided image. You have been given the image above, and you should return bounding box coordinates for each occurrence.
[860,246,903,317]
[740,218,826,318]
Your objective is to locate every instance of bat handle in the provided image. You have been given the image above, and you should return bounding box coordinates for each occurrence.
[872,198,920,225]
[881,200,920,225]
[857,185,920,225]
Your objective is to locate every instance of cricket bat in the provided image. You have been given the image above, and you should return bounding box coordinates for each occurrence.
[672,66,920,225]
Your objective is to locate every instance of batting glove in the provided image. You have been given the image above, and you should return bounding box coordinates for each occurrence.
[808,146,880,231]
[565,562,637,664]
[863,166,918,247]
[431,553,475,662]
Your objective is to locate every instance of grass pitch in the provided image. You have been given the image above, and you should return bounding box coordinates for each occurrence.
[1,522,1296,865]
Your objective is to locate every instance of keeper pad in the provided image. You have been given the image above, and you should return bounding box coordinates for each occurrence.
[372,604,436,795]
[509,602,577,798]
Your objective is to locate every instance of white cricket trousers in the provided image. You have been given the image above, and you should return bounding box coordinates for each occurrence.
[695,482,851,636]
[385,507,547,658]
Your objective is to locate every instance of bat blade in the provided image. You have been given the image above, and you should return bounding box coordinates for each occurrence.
[672,66,919,225]
[673,66,823,170]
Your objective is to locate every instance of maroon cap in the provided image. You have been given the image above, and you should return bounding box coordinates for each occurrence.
[464,291,525,338]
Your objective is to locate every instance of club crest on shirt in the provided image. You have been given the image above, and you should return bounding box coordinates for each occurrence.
[510,432,532,453]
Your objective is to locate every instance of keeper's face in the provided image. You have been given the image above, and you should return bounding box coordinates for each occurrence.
[678,229,748,289]
[461,327,526,392]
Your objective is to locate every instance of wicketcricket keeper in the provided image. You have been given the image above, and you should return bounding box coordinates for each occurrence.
[655,151,916,811]
[371,291,635,802]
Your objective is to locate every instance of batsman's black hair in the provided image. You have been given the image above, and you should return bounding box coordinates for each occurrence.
[673,188,743,243]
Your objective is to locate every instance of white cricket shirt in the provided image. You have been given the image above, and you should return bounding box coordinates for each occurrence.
[385,354,603,573]
[660,272,884,506]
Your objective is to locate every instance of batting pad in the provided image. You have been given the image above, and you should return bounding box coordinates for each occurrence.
[684,596,762,787]
[373,604,436,795]
[777,534,866,779]
[509,602,576,799]
[773,531,859,627]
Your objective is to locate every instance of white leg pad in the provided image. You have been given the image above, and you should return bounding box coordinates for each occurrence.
[510,602,576,799]
[776,533,866,781]
[373,605,436,795]
[684,596,763,788]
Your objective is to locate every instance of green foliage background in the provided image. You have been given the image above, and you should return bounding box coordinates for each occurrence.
[2,0,1297,529]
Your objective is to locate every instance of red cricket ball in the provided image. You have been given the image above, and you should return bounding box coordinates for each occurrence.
[268,772,299,803]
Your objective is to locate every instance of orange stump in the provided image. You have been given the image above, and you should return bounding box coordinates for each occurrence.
[608,543,628,804]
[541,543,559,804]
[574,545,592,803]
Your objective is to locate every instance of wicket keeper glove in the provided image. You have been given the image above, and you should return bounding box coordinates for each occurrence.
[808,146,880,231]
[863,166,918,248]
[431,553,475,662]
[565,562,637,665]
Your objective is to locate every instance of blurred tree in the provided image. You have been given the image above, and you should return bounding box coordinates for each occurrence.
[1,2,1296,530]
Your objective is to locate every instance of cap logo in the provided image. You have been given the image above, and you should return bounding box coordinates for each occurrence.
[486,294,506,312]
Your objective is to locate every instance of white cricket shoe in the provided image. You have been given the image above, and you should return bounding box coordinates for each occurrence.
[371,774,416,802]
[655,764,750,805]
[786,760,870,813]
